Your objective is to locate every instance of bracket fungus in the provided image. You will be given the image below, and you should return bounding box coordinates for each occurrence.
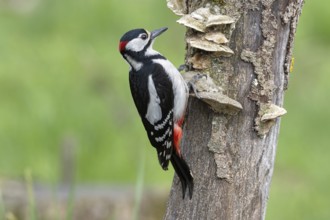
[187,37,234,54]
[184,72,242,115]
[177,7,235,32]
[256,103,287,136]
[197,92,243,115]
[260,103,287,122]
[168,5,240,113]
[205,32,229,44]
[187,53,211,70]
[166,0,187,16]
[175,6,236,55]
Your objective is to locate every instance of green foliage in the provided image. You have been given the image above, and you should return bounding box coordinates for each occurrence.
[25,169,37,220]
[0,0,329,219]
[266,2,330,219]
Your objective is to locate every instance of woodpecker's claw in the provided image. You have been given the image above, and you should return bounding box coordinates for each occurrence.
[187,73,208,99]
[177,64,187,72]
[193,73,208,80]
[188,81,201,99]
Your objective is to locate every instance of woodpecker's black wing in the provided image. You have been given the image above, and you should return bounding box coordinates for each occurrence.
[148,64,174,170]
[129,69,149,119]
[129,63,174,170]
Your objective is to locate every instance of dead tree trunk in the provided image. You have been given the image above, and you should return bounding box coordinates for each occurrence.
[165,0,304,219]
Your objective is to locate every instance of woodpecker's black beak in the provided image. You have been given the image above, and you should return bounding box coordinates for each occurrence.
[150,27,168,40]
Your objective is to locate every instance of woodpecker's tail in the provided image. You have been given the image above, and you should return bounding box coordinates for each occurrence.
[170,153,194,199]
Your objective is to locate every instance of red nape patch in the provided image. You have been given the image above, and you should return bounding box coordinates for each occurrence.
[173,124,183,157]
[119,41,128,52]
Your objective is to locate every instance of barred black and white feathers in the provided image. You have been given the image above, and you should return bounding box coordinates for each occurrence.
[129,63,174,169]
[119,27,193,198]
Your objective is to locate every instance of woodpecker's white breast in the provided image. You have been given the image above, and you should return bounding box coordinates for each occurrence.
[153,59,188,122]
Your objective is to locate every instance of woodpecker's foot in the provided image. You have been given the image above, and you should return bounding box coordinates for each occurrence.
[193,73,208,80]
[187,81,201,99]
[177,64,187,72]
[187,73,208,99]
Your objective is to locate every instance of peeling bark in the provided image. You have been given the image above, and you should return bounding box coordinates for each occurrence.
[164,0,304,219]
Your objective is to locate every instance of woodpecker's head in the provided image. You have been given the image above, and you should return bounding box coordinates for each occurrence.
[119,27,168,55]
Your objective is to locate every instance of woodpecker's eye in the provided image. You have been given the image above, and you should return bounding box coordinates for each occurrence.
[140,34,148,40]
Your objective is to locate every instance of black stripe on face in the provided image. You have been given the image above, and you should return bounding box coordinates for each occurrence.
[142,36,153,52]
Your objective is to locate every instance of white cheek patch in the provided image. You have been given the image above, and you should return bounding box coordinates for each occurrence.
[125,38,148,52]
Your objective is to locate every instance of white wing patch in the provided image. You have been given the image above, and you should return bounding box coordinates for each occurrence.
[145,75,162,125]
[152,59,188,122]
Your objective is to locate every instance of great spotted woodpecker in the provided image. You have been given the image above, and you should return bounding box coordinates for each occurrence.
[119,27,193,199]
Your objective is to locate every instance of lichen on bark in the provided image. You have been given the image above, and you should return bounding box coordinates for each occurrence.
[281,0,305,89]
[240,0,282,136]
[208,115,233,180]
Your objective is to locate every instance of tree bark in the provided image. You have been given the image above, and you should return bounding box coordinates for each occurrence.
[165,0,304,219]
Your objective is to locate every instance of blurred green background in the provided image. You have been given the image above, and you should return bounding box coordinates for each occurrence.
[0,0,329,219]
